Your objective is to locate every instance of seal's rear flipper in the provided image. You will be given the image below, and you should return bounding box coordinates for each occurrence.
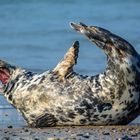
[53,41,79,80]
[70,22,137,57]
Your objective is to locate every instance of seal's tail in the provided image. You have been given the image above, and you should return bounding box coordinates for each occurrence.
[70,22,137,57]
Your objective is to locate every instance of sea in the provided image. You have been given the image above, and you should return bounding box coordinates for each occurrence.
[0,0,140,128]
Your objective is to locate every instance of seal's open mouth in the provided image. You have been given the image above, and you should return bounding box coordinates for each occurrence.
[0,68,10,93]
[0,68,10,85]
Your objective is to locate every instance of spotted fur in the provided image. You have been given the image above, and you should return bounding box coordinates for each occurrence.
[0,23,140,127]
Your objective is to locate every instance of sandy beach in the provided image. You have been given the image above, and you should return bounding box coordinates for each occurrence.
[0,125,139,140]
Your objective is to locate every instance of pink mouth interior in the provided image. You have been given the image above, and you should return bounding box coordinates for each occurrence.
[0,69,10,85]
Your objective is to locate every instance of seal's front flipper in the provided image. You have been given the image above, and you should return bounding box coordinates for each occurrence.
[53,41,79,81]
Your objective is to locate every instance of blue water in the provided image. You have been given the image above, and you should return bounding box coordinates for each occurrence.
[0,0,140,128]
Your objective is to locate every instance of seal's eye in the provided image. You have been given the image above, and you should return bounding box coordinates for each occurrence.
[0,68,10,85]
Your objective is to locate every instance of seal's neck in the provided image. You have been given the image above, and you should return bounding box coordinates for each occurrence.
[2,68,25,103]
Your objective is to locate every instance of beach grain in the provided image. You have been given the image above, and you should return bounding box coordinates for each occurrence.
[0,125,140,140]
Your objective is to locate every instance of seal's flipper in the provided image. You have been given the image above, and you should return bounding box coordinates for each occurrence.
[53,41,79,80]
[70,22,137,57]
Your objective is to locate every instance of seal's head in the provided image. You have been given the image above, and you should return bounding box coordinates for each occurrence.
[0,60,19,93]
[70,22,138,63]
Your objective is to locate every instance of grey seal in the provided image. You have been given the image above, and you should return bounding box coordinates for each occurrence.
[0,22,139,127]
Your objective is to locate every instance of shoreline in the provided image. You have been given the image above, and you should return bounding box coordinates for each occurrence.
[0,125,140,140]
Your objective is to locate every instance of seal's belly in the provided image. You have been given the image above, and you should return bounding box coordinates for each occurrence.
[11,74,139,127]
[26,98,135,127]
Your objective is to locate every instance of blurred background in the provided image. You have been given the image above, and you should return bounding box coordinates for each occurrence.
[0,0,140,128]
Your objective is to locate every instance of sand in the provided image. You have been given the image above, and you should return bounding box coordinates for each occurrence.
[0,125,140,140]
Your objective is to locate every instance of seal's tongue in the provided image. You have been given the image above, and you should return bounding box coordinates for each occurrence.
[0,69,10,85]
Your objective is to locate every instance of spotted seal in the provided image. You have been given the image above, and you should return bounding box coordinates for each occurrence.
[0,22,140,127]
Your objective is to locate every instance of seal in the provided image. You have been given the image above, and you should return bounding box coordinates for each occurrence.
[0,22,140,127]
